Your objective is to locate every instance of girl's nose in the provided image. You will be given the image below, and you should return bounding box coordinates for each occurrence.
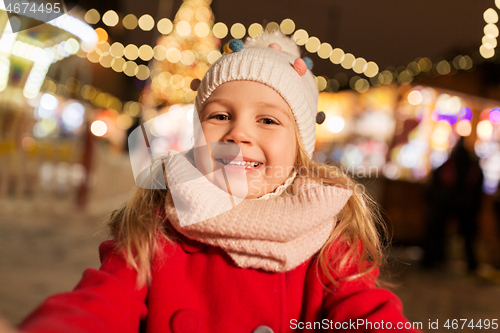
[222,120,253,145]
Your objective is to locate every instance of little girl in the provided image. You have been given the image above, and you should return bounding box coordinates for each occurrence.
[16,31,422,333]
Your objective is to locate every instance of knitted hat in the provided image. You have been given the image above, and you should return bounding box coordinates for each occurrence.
[192,30,322,159]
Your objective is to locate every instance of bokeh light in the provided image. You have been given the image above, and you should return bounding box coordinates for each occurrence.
[248,23,263,37]
[458,107,473,120]
[293,29,308,45]
[124,44,139,60]
[84,9,100,24]
[158,18,173,35]
[477,120,493,140]
[213,22,228,39]
[123,14,138,30]
[102,10,119,27]
[330,48,345,64]
[230,23,246,39]
[490,108,500,123]
[139,15,155,31]
[408,90,423,105]
[280,19,295,35]
[456,120,472,137]
[91,120,107,136]
[305,37,320,53]
[484,8,499,24]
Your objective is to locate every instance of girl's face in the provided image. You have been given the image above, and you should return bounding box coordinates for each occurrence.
[194,80,297,199]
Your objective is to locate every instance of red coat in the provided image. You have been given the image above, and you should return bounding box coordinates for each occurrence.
[19,235,423,333]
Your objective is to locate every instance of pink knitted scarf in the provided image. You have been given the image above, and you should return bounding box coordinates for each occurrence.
[162,151,352,272]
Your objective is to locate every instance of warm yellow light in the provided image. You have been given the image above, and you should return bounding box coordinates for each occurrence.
[96,41,110,56]
[456,120,472,137]
[496,0,500,9]
[207,50,222,64]
[477,120,493,140]
[330,48,345,64]
[352,57,367,74]
[124,61,138,77]
[178,7,194,21]
[213,22,228,39]
[418,57,432,72]
[175,20,191,36]
[136,65,150,80]
[181,50,195,65]
[154,45,167,60]
[84,9,100,24]
[65,38,79,54]
[484,23,499,38]
[480,44,495,58]
[341,53,355,69]
[123,14,138,30]
[315,76,327,91]
[166,47,181,63]
[354,78,369,93]
[482,35,497,49]
[436,60,451,75]
[305,36,320,53]
[91,120,107,136]
[110,42,124,58]
[111,58,126,72]
[158,18,173,34]
[102,10,119,27]
[138,45,153,61]
[266,22,279,32]
[117,114,133,130]
[95,28,108,42]
[124,44,139,60]
[230,23,246,39]
[139,15,155,31]
[194,22,210,38]
[484,8,499,23]
[195,7,211,21]
[407,90,423,105]
[293,29,308,45]
[280,19,295,35]
[99,54,114,68]
[364,61,379,77]
[248,23,263,37]
[398,70,413,84]
[317,43,332,59]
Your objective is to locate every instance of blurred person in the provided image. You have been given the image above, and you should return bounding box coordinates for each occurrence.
[422,137,484,272]
[16,32,421,333]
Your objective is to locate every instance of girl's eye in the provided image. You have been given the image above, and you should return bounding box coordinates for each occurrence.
[261,118,279,125]
[209,114,229,121]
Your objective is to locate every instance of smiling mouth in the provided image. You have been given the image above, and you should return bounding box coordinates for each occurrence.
[214,158,263,169]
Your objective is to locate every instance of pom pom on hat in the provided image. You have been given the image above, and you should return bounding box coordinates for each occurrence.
[228,39,244,52]
[268,43,282,51]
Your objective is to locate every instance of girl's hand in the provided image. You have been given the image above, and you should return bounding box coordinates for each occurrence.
[0,317,19,333]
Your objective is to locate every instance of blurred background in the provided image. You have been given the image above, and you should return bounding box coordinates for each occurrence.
[1,0,500,329]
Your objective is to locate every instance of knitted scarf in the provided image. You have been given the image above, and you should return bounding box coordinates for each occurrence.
[162,151,352,272]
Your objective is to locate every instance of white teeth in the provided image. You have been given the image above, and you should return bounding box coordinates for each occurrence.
[221,159,260,167]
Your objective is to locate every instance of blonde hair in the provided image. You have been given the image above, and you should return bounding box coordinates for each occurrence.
[105,109,387,289]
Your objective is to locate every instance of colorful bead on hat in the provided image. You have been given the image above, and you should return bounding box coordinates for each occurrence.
[293,58,307,76]
[303,57,313,70]
[228,39,244,52]
[316,111,326,124]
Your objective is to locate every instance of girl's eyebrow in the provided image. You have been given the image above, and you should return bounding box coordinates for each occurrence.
[253,101,291,120]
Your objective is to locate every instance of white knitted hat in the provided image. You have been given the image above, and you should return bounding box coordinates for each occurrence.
[192,30,322,159]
